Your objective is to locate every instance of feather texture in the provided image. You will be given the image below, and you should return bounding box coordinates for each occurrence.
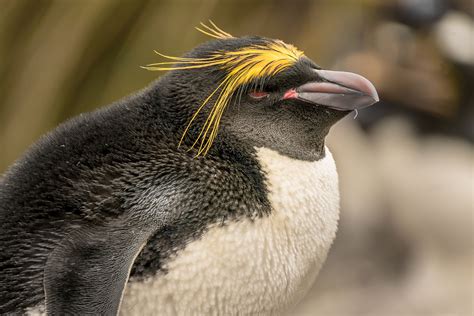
[144,22,304,156]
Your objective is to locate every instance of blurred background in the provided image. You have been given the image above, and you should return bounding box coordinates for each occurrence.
[0,0,472,315]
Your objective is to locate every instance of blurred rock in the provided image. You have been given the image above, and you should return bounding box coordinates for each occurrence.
[435,11,474,66]
[289,118,473,316]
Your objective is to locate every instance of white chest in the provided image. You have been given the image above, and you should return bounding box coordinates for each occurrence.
[120,147,340,315]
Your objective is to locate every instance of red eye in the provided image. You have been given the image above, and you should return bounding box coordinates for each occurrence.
[248,91,269,100]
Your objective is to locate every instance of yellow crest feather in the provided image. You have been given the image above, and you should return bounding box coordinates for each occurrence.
[195,20,233,39]
[144,22,304,156]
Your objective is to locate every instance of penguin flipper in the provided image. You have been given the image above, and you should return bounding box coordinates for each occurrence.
[44,221,155,315]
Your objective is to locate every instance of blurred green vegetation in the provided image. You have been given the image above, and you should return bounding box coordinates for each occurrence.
[1,0,472,171]
[1,1,472,314]
[0,0,383,171]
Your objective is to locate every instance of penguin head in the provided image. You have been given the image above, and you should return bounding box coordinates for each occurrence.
[147,24,378,160]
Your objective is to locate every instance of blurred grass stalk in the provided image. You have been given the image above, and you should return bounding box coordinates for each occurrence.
[0,0,380,171]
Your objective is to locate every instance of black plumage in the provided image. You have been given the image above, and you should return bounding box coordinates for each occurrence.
[0,33,377,314]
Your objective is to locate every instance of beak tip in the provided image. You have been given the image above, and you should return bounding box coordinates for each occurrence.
[372,93,380,104]
[365,81,379,104]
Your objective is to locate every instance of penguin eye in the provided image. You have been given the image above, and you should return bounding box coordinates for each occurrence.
[248,91,269,100]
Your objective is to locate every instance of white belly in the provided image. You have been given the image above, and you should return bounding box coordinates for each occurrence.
[120,147,340,315]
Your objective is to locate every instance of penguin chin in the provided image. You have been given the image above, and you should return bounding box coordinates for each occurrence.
[252,129,330,162]
[273,107,350,161]
[221,100,353,162]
